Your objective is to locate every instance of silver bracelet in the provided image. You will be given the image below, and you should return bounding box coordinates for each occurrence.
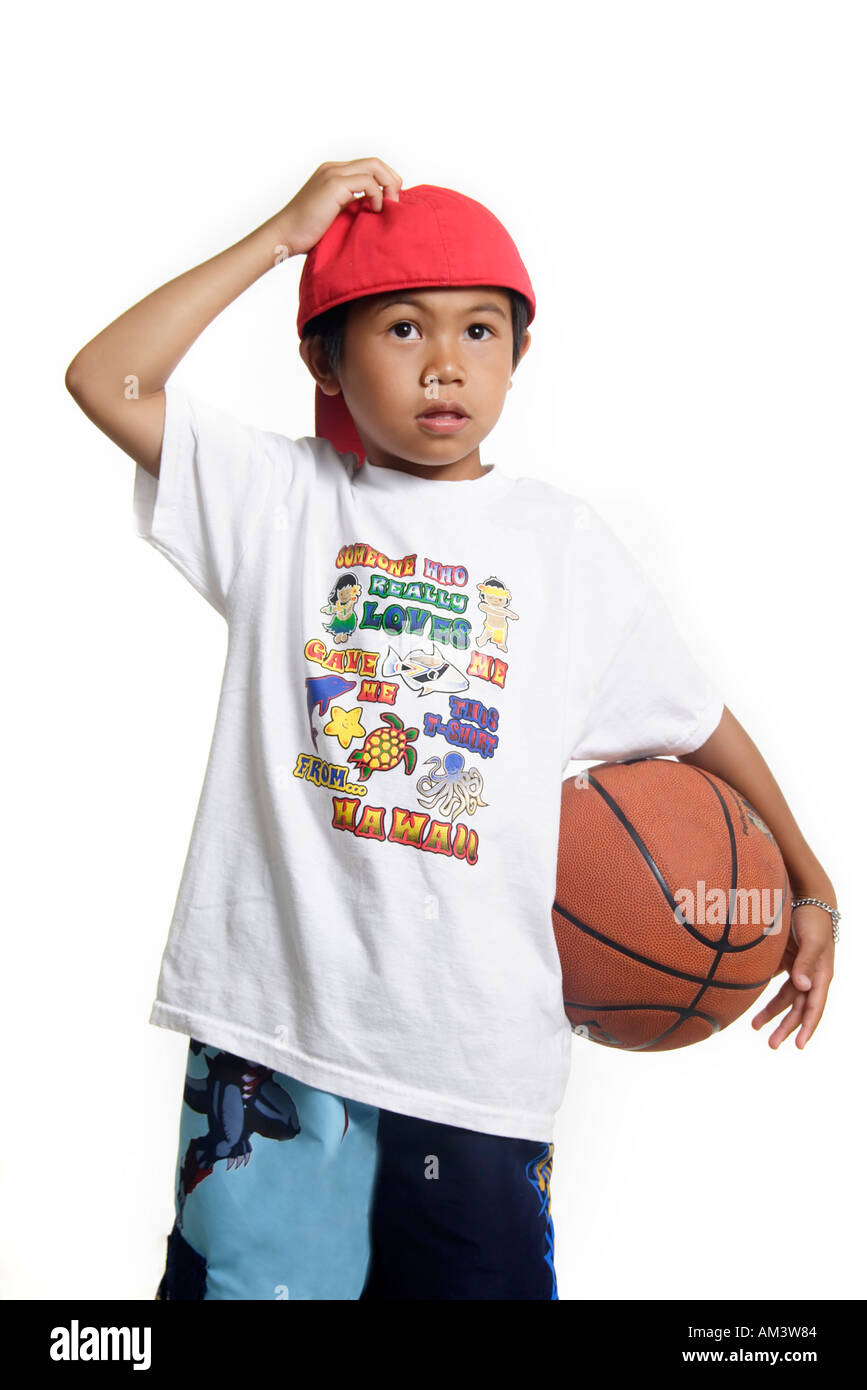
[791,896,840,943]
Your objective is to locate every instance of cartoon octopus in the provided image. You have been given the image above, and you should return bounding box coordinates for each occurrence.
[415,752,488,822]
[320,573,362,645]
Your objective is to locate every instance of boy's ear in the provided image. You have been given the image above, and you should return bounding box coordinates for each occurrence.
[298,336,342,397]
[507,331,531,390]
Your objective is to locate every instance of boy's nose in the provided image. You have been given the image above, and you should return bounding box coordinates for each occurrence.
[421,365,464,388]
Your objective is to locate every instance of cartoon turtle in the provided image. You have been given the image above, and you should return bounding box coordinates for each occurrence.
[347,712,418,781]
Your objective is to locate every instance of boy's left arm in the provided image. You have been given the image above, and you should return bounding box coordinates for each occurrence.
[678,705,837,1049]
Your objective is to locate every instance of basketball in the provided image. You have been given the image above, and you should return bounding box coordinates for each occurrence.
[554,757,793,1050]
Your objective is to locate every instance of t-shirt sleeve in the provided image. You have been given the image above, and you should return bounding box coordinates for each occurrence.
[132,383,279,618]
[565,504,725,763]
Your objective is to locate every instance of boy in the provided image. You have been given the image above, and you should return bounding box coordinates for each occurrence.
[65,157,838,1301]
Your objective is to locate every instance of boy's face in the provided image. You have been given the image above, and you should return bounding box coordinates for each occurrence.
[300,286,531,480]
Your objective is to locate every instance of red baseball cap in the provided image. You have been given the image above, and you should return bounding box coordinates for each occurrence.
[296,183,536,464]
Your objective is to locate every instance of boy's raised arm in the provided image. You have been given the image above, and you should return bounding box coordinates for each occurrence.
[63,158,402,476]
[64,214,283,478]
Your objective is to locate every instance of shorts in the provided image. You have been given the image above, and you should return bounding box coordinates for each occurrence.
[155,1037,558,1301]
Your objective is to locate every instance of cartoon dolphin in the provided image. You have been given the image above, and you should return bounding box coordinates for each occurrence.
[305,674,356,748]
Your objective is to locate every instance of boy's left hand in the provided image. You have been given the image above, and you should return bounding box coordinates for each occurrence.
[751,904,835,1048]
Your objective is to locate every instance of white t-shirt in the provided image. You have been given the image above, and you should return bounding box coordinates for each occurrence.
[132,384,724,1142]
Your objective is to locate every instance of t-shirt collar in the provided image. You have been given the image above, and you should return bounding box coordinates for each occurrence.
[349,454,513,501]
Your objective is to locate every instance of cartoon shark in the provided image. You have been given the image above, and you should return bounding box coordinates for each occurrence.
[380,642,469,697]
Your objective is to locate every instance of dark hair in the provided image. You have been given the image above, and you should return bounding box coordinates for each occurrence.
[328,573,359,603]
[301,287,531,376]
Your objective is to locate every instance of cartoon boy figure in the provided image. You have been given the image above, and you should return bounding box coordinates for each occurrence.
[475,575,519,653]
[321,573,362,645]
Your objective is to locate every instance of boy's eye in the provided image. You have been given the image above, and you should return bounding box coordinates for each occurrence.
[389,320,421,340]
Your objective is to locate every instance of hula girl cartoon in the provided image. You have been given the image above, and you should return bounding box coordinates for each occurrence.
[320,573,362,645]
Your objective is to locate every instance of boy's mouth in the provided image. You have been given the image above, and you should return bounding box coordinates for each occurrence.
[416,401,469,420]
[415,402,470,432]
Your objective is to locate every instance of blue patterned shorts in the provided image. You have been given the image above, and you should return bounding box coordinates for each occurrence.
[155,1037,558,1300]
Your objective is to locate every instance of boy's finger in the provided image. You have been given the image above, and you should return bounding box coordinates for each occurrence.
[767,991,807,1049]
[330,173,382,211]
[794,972,832,1047]
[371,160,402,201]
[332,158,403,202]
[791,943,827,992]
[751,980,795,1028]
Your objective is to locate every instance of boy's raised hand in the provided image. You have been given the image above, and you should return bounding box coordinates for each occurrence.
[273,157,403,258]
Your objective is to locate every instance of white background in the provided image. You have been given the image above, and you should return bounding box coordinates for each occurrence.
[4,0,863,1301]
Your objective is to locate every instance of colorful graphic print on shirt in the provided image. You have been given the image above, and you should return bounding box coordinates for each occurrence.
[294,541,521,868]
